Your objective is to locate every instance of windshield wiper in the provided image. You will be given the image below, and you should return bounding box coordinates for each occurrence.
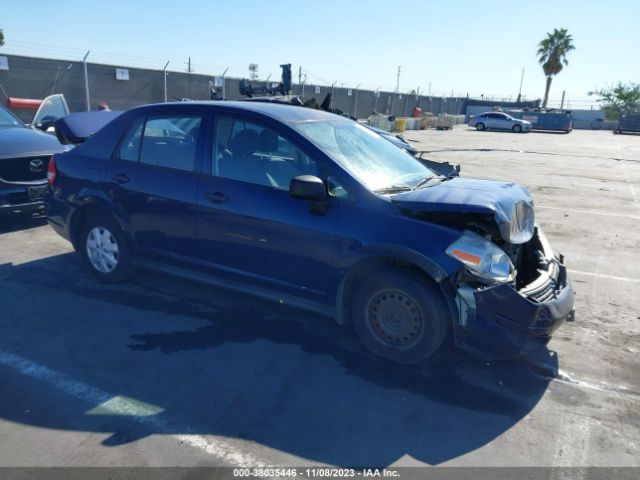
[414,176,445,189]
[373,185,413,194]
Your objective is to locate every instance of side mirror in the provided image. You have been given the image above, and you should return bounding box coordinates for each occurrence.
[289,175,326,202]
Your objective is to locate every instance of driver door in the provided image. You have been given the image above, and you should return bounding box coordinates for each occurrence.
[194,115,340,301]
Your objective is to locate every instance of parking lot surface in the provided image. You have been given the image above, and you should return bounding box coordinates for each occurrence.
[0,127,638,468]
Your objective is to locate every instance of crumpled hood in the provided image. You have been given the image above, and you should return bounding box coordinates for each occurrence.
[0,126,66,159]
[391,177,535,243]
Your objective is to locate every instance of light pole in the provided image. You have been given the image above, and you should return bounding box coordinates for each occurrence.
[353,83,361,118]
[374,86,380,112]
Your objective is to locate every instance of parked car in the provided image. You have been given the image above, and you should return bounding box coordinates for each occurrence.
[45,101,574,364]
[0,101,68,216]
[468,112,532,133]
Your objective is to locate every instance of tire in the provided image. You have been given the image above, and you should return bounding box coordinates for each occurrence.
[352,269,448,364]
[475,122,486,131]
[80,215,135,283]
[512,124,522,133]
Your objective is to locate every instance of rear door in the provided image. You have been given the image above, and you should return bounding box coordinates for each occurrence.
[106,112,203,261]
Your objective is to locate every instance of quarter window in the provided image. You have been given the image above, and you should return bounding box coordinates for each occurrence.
[118,117,145,161]
[138,115,202,172]
[212,116,318,190]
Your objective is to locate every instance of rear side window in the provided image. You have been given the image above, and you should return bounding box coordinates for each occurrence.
[118,118,145,161]
[137,115,202,172]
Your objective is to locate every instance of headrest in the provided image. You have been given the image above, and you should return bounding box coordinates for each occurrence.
[229,129,258,156]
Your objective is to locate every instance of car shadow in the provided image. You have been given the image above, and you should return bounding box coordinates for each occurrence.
[0,214,47,234]
[0,252,554,466]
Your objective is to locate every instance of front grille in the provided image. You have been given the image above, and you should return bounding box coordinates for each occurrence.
[0,156,50,183]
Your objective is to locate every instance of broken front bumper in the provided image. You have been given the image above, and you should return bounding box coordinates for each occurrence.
[453,228,575,358]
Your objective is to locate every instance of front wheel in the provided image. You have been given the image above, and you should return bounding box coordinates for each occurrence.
[352,270,448,364]
[476,122,486,131]
[512,124,522,133]
[80,216,135,283]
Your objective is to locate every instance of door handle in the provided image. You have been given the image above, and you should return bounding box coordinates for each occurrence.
[204,192,228,204]
[112,173,130,184]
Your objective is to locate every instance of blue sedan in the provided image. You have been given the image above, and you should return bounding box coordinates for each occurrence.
[45,101,574,364]
[468,112,532,133]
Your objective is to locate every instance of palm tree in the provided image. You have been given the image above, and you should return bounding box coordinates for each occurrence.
[537,28,575,108]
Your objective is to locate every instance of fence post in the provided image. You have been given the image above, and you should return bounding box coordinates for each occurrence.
[82,50,91,111]
[163,60,170,102]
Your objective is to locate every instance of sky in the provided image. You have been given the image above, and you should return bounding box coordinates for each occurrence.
[2,0,638,108]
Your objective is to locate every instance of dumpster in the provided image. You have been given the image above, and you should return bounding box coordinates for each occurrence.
[508,109,573,133]
[616,114,640,133]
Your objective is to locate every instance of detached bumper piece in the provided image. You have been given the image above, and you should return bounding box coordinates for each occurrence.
[455,228,575,358]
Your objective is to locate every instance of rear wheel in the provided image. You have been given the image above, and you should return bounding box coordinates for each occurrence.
[512,124,522,133]
[80,216,135,283]
[352,269,448,364]
[476,122,486,131]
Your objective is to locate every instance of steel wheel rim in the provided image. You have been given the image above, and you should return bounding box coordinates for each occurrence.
[366,289,424,348]
[86,226,119,273]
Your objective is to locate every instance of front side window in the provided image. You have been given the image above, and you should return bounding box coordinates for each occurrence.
[138,115,201,171]
[294,120,435,193]
[212,116,318,190]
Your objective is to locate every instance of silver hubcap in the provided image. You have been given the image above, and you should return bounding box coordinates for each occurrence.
[86,226,119,273]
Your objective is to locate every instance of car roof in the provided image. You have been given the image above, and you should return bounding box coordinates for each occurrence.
[133,100,344,124]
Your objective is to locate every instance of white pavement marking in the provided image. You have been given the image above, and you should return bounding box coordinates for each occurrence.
[567,269,640,284]
[536,205,640,221]
[0,349,266,467]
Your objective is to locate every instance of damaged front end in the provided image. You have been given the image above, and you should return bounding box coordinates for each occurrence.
[391,178,574,358]
[451,227,575,358]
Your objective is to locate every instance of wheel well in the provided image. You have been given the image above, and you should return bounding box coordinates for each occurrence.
[338,256,456,326]
[69,205,116,249]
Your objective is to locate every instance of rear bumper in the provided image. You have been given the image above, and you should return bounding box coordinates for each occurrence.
[44,195,74,243]
[454,229,575,358]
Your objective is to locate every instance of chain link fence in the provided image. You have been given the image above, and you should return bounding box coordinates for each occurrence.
[0,53,556,126]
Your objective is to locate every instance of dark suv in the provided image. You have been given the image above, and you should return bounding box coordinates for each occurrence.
[45,101,574,363]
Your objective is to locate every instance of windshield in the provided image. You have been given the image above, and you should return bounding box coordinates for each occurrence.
[294,120,435,192]
[0,106,23,127]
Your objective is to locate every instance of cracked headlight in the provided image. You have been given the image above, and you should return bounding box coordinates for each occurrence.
[446,231,515,283]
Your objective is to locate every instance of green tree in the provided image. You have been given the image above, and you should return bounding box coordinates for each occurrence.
[0,29,4,46]
[589,82,640,120]
[537,28,575,108]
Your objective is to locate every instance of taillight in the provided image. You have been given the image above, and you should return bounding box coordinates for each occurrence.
[47,155,57,185]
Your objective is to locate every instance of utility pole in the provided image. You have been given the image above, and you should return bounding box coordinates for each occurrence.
[516,67,525,103]
[560,90,566,109]
[353,83,361,118]
[374,86,380,112]
[428,81,432,97]
[392,66,401,114]
[187,57,191,73]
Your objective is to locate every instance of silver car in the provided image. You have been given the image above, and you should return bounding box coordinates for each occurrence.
[468,112,532,133]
